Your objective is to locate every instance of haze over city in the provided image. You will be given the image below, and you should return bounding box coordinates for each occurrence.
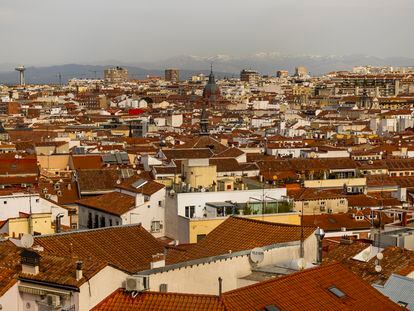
[1,0,414,66]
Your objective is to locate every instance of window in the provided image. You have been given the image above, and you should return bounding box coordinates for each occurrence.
[320,201,326,205]
[397,301,408,308]
[158,200,162,207]
[87,213,92,229]
[109,219,113,226]
[94,214,99,228]
[340,200,345,205]
[185,206,195,218]
[35,199,39,203]
[328,286,346,298]
[3,201,6,204]
[151,221,162,232]
[100,216,106,228]
[197,234,206,242]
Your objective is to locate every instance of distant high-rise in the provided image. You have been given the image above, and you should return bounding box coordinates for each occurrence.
[277,70,289,78]
[295,66,308,77]
[104,66,128,83]
[165,69,180,82]
[240,69,260,83]
[15,66,26,86]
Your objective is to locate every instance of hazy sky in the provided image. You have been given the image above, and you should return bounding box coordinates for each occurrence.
[1,0,413,65]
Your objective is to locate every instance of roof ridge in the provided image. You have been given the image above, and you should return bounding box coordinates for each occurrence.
[223,262,342,295]
[228,215,315,228]
[35,223,143,239]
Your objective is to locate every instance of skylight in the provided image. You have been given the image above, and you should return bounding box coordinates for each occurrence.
[328,286,346,298]
[264,305,280,311]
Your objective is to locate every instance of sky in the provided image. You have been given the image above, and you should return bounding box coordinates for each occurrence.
[1,0,414,65]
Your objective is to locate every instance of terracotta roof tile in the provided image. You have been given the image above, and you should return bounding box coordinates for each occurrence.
[167,217,315,264]
[34,225,165,273]
[76,191,135,216]
[222,263,400,310]
[323,240,414,285]
[92,289,225,311]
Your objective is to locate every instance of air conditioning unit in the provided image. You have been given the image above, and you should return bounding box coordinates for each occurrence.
[47,294,61,308]
[125,275,149,292]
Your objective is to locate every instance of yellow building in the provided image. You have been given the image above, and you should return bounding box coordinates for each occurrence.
[181,159,217,189]
[0,213,54,238]
[180,213,301,243]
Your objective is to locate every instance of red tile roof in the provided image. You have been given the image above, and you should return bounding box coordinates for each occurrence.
[323,239,414,285]
[33,225,165,273]
[92,289,225,311]
[76,191,135,216]
[167,217,315,264]
[117,175,165,196]
[222,263,400,311]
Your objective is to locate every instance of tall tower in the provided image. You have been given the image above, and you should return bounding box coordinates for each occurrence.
[199,103,209,136]
[202,64,221,105]
[15,66,26,86]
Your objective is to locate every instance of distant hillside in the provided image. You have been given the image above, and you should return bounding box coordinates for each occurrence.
[2,53,414,84]
[136,53,414,76]
[0,64,231,85]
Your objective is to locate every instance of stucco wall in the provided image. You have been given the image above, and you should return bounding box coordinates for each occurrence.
[146,235,317,295]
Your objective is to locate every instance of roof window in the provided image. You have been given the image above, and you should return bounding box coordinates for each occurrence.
[328,286,346,298]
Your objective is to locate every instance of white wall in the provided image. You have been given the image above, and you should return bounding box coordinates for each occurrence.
[78,266,127,311]
[146,235,316,295]
[0,283,19,311]
[173,188,287,219]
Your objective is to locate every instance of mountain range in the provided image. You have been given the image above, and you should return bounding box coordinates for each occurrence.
[1,53,414,84]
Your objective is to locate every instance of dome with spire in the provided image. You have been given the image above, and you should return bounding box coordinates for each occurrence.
[202,65,221,105]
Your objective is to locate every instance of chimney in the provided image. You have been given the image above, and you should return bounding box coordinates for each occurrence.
[150,253,165,269]
[21,249,41,275]
[218,277,223,297]
[315,227,325,265]
[55,213,64,233]
[402,212,408,227]
[76,261,83,281]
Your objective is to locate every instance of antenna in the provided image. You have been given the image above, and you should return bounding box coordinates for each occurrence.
[21,233,34,248]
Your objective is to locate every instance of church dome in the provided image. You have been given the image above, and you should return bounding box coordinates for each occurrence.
[203,67,221,104]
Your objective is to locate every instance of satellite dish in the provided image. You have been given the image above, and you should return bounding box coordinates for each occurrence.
[376,252,383,260]
[21,234,34,248]
[116,179,121,185]
[14,154,19,159]
[250,247,264,264]
[375,265,382,273]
